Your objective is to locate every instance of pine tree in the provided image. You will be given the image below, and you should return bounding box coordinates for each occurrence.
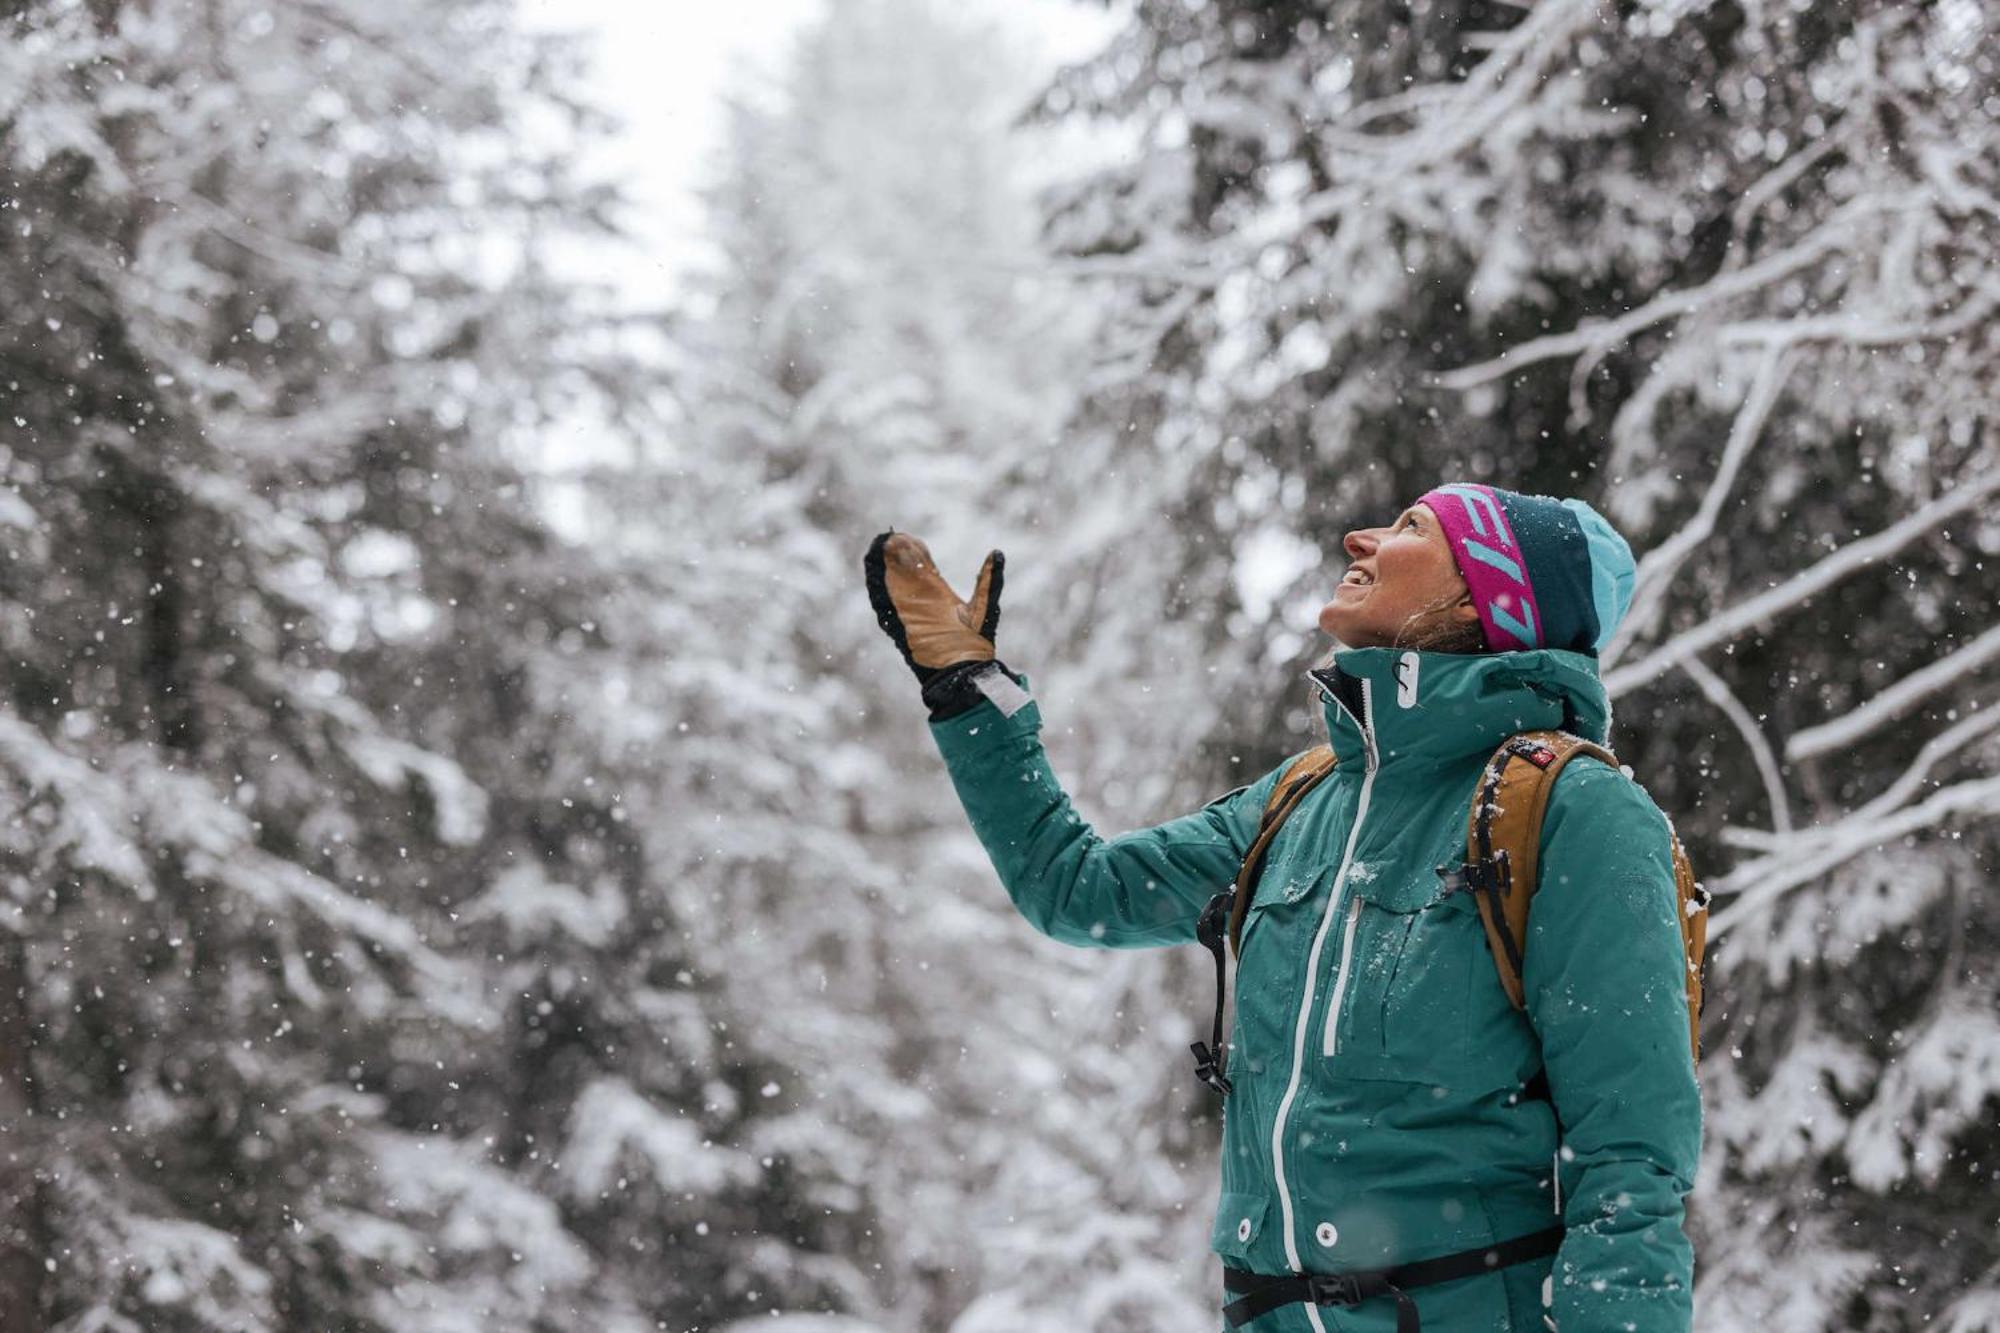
[0,1,810,1327]
[605,1,1243,1326]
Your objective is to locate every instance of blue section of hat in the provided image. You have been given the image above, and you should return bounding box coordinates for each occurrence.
[1559,498,1637,652]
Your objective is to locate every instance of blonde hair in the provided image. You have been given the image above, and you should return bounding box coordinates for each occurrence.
[1391,593,1487,655]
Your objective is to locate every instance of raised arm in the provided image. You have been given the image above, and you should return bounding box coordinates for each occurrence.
[1525,760,1703,1332]
[928,679,1286,948]
[862,529,1284,948]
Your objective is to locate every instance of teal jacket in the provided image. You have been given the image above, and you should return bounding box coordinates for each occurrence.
[928,646,1700,1332]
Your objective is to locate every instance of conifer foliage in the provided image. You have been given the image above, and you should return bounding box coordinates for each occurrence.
[620,3,1217,1326]
[0,2,818,1328]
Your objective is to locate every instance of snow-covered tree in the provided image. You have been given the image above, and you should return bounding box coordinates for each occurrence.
[0,2,817,1328]
[592,1,1249,1326]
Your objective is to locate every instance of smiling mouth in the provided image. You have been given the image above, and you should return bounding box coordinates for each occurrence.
[1339,567,1375,589]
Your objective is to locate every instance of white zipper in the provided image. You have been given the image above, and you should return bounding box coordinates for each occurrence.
[1269,676,1378,1285]
[1319,895,1364,1057]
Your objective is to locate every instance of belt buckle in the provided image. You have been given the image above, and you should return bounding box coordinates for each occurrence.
[1307,1273,1362,1308]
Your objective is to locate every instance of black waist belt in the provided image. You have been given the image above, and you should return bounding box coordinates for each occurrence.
[1221,1224,1565,1331]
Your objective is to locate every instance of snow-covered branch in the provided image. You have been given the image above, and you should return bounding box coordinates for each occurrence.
[1787,625,2000,763]
[1602,346,1795,668]
[1604,471,2000,696]
[1718,280,2000,352]
[1722,702,2000,852]
[1720,121,1853,273]
[1683,655,1793,835]
[1047,4,1612,298]
[1043,250,1222,287]
[1852,705,2000,825]
[178,192,374,286]
[1431,205,1875,390]
[1709,771,2000,940]
[1318,0,1600,171]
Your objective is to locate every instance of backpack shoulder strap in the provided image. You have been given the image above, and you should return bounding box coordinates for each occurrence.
[1460,731,1619,1011]
[1463,730,1710,1064]
[1670,828,1709,1063]
[1190,745,1339,1096]
[1225,745,1337,956]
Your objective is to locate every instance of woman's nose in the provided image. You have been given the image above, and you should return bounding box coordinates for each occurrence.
[1343,528,1378,560]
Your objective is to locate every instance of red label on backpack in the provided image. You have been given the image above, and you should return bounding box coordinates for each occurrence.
[1510,740,1559,769]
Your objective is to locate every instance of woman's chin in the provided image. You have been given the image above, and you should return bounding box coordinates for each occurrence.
[1319,601,1389,648]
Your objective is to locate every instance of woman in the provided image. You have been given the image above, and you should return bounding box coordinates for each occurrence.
[863,483,1701,1332]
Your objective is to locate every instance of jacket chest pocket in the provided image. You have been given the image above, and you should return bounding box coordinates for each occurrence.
[1231,852,1337,1078]
[1237,835,1331,955]
[1326,880,1530,1092]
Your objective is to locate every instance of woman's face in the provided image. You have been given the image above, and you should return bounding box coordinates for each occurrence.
[1317,502,1479,647]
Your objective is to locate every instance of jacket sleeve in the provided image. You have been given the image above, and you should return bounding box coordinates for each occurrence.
[1524,759,1702,1333]
[926,674,1290,949]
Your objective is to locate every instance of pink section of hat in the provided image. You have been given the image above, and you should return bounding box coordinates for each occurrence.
[1418,484,1544,651]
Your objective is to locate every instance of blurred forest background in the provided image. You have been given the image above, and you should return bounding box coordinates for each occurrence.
[1,0,1995,1330]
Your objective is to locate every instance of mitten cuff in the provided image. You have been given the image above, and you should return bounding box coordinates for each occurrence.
[922,660,1029,721]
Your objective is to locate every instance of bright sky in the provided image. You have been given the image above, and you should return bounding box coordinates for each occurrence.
[518,0,1123,304]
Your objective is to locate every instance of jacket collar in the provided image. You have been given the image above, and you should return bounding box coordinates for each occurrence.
[1308,646,1612,771]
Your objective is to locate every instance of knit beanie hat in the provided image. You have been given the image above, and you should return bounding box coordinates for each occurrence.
[1416,482,1637,656]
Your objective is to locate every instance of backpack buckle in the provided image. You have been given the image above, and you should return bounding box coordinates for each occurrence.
[1306,1273,1363,1308]
[1438,855,1509,897]
[1457,851,1509,895]
[1190,1041,1234,1096]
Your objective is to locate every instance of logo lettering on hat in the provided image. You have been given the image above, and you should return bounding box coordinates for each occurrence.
[1424,483,1544,651]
